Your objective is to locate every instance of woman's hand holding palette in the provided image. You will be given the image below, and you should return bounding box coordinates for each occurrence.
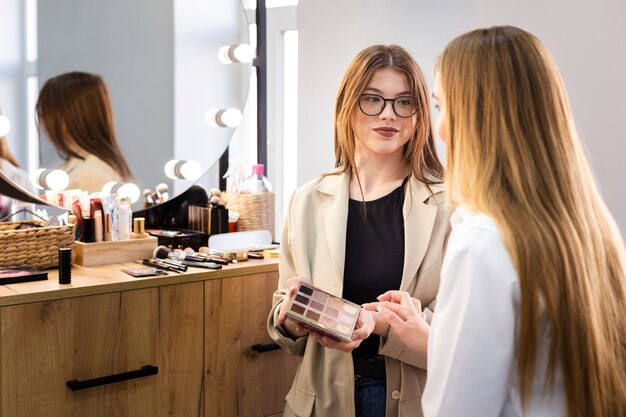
[285,283,361,343]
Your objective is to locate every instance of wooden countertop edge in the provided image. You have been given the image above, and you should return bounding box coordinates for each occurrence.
[0,259,279,307]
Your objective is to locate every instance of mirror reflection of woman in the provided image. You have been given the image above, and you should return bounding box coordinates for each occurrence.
[35,71,133,192]
[268,45,451,417]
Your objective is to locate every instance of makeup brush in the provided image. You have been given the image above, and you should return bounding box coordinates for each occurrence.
[143,189,155,206]
[155,183,169,202]
[153,245,229,265]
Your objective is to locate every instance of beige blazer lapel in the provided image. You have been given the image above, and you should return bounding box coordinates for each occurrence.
[316,172,350,293]
[399,178,440,292]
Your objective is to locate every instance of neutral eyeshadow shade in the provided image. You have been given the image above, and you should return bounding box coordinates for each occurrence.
[312,290,329,303]
[339,313,353,324]
[327,297,342,310]
[290,303,305,315]
[335,323,351,335]
[343,304,359,314]
[310,301,324,311]
[325,307,338,318]
[320,316,335,328]
[295,294,309,305]
[306,310,321,321]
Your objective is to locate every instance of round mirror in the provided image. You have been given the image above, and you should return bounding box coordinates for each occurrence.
[1,0,250,211]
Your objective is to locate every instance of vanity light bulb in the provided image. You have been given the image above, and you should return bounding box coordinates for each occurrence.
[205,108,243,128]
[102,181,141,204]
[32,168,69,191]
[218,43,255,64]
[102,181,116,196]
[118,183,141,204]
[164,160,203,180]
[0,115,11,137]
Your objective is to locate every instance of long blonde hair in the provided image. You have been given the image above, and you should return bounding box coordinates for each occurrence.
[334,44,443,184]
[439,26,626,416]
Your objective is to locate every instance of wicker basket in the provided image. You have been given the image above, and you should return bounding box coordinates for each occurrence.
[226,192,275,239]
[0,221,75,270]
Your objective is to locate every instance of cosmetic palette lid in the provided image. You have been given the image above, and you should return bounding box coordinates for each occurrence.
[285,283,361,343]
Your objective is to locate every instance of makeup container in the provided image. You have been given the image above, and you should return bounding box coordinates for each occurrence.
[93,211,103,242]
[58,247,72,284]
[103,213,113,241]
[131,217,150,239]
[285,283,361,343]
[117,197,131,240]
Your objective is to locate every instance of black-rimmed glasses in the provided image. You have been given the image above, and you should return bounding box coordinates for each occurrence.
[358,94,417,118]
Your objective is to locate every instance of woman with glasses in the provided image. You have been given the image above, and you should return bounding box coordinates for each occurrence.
[365,26,626,417]
[267,44,451,417]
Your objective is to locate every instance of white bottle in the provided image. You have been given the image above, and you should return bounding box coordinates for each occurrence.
[117,197,132,241]
[241,164,272,194]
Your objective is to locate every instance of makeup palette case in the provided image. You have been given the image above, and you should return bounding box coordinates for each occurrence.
[285,283,361,343]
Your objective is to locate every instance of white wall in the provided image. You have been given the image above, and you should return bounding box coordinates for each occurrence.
[296,0,626,233]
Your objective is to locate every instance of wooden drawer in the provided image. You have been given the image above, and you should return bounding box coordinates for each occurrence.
[0,283,203,417]
[204,271,301,417]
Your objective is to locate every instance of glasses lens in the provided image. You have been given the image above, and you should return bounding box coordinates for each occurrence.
[393,96,417,118]
[359,94,384,116]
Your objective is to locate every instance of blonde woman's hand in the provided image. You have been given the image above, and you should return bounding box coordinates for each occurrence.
[309,307,375,353]
[277,276,311,338]
[362,290,429,355]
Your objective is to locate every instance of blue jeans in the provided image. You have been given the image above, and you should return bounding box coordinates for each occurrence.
[354,377,386,417]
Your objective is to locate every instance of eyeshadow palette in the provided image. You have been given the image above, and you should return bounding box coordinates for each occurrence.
[285,283,361,343]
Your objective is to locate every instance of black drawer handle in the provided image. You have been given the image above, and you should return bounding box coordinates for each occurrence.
[251,342,280,353]
[66,365,158,391]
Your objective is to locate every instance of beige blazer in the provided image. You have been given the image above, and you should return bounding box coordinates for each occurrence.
[268,170,451,417]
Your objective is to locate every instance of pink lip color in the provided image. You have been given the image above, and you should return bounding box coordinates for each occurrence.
[373,127,398,137]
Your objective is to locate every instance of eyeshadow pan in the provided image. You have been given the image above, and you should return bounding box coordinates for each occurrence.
[310,301,324,311]
[342,304,359,314]
[312,290,328,303]
[327,297,342,310]
[290,303,305,315]
[325,307,338,318]
[335,323,351,335]
[339,313,353,324]
[306,310,320,321]
[299,285,314,296]
[295,294,309,305]
[320,316,335,328]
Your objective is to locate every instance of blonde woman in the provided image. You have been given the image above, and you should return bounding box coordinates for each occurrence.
[366,26,626,416]
[268,45,451,417]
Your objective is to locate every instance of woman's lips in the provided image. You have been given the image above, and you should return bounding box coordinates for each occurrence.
[373,127,399,137]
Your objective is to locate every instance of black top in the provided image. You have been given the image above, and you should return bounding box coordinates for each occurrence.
[343,177,407,378]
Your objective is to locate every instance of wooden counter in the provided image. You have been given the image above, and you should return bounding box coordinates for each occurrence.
[0,258,279,306]
[0,259,299,417]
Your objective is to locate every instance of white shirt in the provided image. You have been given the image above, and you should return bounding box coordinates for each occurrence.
[423,206,566,417]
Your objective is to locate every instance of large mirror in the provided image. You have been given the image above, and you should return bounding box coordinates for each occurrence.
[0,0,250,211]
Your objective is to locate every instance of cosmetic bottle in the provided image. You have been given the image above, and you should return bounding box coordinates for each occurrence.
[241,164,272,194]
[117,197,132,240]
